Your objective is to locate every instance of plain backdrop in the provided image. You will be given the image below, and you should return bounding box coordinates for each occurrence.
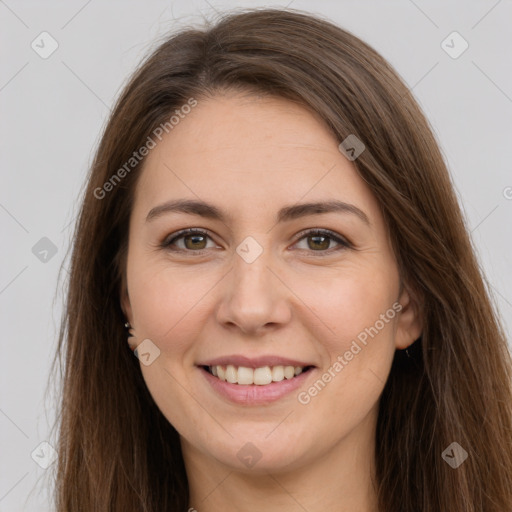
[1,1,511,510]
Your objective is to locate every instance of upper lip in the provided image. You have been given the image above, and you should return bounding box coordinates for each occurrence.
[198,355,316,369]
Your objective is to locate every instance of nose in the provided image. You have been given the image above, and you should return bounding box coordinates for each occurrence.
[215,244,292,336]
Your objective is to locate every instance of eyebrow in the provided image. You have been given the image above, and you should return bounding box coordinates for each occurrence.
[145,199,370,226]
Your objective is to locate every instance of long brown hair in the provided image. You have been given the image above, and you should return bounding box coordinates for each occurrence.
[47,7,512,511]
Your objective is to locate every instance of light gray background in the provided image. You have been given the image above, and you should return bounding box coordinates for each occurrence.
[1,1,511,510]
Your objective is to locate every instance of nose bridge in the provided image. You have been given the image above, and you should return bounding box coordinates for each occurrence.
[216,235,290,334]
[234,239,272,296]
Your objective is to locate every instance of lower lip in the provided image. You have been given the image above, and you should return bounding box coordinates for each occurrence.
[199,366,315,405]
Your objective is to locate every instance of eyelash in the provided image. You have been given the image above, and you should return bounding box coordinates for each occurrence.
[160,228,352,256]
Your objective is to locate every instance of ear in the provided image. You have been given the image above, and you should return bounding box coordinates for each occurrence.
[394,283,423,350]
[120,277,139,351]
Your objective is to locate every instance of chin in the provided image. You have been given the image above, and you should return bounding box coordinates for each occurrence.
[202,431,317,474]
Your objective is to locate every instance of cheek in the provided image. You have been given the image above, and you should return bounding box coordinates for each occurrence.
[295,272,398,426]
[127,260,218,353]
[128,263,213,434]
[294,266,399,410]
[297,265,398,350]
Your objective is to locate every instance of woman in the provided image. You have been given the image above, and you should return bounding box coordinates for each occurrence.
[49,7,512,511]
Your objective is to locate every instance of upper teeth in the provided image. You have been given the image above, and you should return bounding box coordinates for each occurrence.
[210,365,304,385]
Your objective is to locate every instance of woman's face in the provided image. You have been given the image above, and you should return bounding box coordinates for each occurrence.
[122,91,422,473]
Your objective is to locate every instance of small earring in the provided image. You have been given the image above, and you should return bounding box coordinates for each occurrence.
[124,321,136,351]
[124,321,135,337]
[405,348,411,358]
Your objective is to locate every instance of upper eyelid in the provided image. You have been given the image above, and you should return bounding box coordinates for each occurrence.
[162,228,214,245]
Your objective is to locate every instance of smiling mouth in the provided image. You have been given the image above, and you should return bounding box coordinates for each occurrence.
[202,364,315,386]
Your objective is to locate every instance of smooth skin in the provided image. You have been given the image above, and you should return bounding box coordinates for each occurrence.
[121,90,423,512]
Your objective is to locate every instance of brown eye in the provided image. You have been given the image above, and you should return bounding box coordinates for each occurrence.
[182,233,208,250]
[307,234,331,251]
[161,229,215,252]
[294,229,351,253]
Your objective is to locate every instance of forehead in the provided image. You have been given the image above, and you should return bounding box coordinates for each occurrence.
[131,92,382,229]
